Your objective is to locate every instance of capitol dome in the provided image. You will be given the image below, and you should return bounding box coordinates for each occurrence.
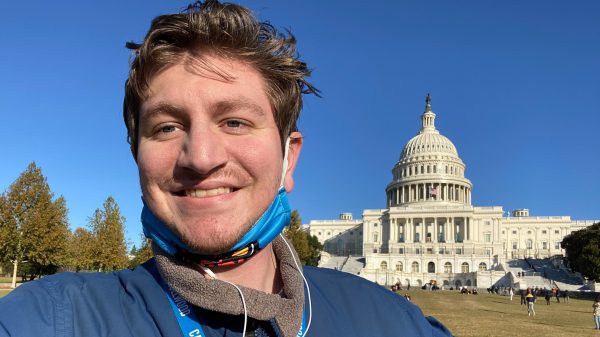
[386,94,473,207]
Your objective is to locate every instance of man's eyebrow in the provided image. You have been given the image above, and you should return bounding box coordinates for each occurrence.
[141,102,183,120]
[212,98,266,118]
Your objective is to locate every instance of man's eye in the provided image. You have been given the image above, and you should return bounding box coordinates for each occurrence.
[160,125,177,133]
[225,120,242,128]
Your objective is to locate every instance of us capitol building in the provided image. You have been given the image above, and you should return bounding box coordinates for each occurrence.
[308,95,597,289]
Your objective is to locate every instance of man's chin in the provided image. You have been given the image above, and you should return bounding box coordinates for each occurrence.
[180,228,251,256]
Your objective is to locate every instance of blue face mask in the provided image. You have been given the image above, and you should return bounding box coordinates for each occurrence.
[140,138,293,265]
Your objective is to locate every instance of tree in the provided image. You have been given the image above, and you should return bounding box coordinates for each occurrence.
[283,210,322,266]
[561,222,600,282]
[0,163,70,286]
[89,196,129,271]
[128,236,154,268]
[67,227,96,272]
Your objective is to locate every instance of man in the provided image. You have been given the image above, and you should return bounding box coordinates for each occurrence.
[0,1,452,336]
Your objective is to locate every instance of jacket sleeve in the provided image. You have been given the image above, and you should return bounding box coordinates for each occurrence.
[0,279,64,337]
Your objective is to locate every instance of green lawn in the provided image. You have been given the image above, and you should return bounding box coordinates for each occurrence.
[0,289,10,298]
[404,290,597,337]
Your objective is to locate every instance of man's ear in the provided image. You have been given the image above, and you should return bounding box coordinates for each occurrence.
[283,131,303,192]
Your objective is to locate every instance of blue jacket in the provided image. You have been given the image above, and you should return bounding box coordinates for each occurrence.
[0,260,452,336]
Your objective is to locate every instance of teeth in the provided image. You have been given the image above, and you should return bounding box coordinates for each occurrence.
[185,187,232,198]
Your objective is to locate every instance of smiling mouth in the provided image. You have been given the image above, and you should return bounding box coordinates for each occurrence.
[184,187,233,198]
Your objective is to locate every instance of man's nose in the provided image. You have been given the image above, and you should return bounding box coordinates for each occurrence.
[177,125,228,175]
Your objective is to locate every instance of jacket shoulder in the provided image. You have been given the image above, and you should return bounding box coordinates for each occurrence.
[303,267,453,337]
[0,260,178,337]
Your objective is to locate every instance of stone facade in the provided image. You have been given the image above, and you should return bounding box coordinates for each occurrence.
[308,95,598,289]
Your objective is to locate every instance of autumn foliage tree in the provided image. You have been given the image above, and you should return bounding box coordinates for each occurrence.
[561,222,600,282]
[283,210,322,266]
[128,236,154,268]
[66,227,96,272]
[88,196,129,271]
[0,162,70,285]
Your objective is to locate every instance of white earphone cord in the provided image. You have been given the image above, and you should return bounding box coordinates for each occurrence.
[279,233,312,337]
[199,265,248,335]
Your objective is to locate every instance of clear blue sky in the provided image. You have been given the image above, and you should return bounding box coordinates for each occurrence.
[1,1,599,248]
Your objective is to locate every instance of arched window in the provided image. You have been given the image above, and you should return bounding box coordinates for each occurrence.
[427,262,435,273]
[478,262,487,271]
[396,262,403,272]
[461,262,469,273]
[526,239,533,249]
[420,166,424,174]
[380,261,387,270]
[444,262,452,273]
[411,262,419,273]
[466,280,472,286]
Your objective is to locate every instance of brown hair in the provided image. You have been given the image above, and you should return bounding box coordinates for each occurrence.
[123,0,319,157]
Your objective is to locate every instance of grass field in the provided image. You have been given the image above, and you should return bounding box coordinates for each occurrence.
[0,289,10,298]
[405,289,598,337]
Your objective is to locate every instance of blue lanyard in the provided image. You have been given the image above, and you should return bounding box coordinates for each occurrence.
[156,273,206,337]
[153,269,307,337]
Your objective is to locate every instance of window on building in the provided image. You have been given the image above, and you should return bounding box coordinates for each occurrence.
[512,230,517,234]
[478,262,487,271]
[318,232,321,235]
[502,230,505,234]
[415,248,421,254]
[526,239,533,249]
[439,248,445,254]
[461,262,469,273]
[455,248,463,254]
[512,242,517,250]
[396,262,403,272]
[542,241,548,250]
[542,230,547,234]
[373,232,379,242]
[555,242,561,250]
[527,230,532,234]
[380,261,387,270]
[412,262,419,273]
[399,248,404,254]
[373,223,378,227]
[415,233,420,243]
[484,232,491,243]
[444,262,452,273]
[426,248,433,254]
[427,262,435,273]
[555,230,560,234]
[485,248,492,256]
[327,231,331,236]
[485,221,491,226]
[373,249,378,253]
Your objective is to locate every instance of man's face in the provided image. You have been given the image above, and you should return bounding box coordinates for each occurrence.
[137,55,301,254]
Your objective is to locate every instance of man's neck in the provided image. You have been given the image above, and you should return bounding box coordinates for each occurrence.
[200,243,282,294]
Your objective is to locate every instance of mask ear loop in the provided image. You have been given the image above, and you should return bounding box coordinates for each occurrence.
[199,265,248,336]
